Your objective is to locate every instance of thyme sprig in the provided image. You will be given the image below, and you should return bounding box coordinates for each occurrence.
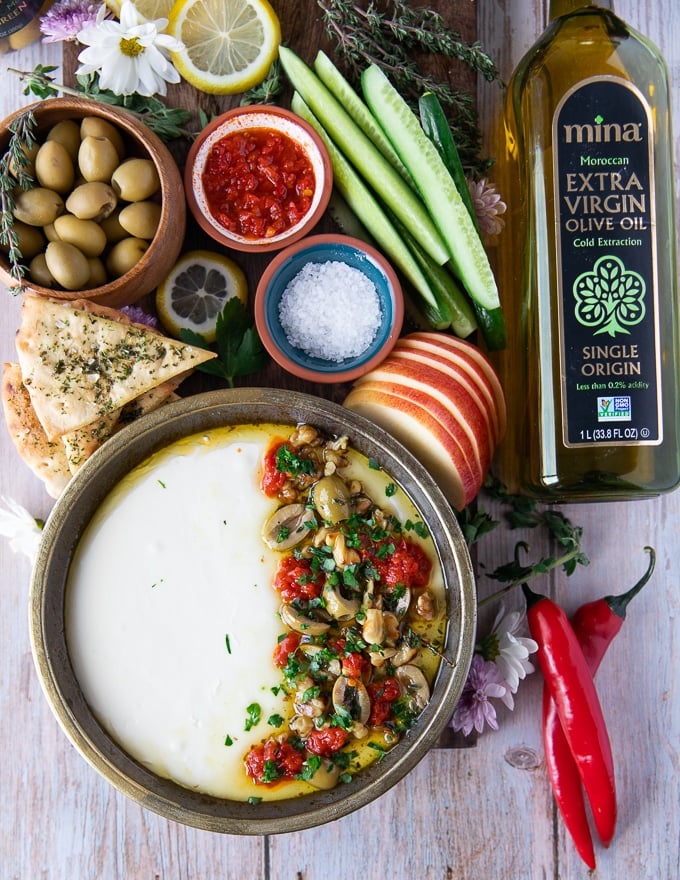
[9,66,195,142]
[473,475,590,608]
[315,0,501,172]
[0,109,38,292]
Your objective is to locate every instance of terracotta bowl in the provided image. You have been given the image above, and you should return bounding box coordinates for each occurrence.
[30,388,476,835]
[0,96,185,308]
[255,234,404,383]
[184,105,332,253]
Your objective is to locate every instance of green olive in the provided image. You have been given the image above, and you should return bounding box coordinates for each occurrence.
[312,475,352,524]
[28,253,56,288]
[35,140,75,194]
[13,187,64,227]
[99,208,129,244]
[53,214,107,257]
[65,181,117,222]
[43,222,60,243]
[106,237,149,277]
[45,240,91,290]
[46,120,81,161]
[78,136,120,183]
[111,158,160,202]
[118,200,161,239]
[2,219,45,259]
[80,117,124,159]
[86,257,108,287]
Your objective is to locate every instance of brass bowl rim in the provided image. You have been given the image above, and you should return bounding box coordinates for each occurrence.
[30,388,476,835]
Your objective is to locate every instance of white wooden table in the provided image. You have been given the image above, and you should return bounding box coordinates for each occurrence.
[1,2,679,877]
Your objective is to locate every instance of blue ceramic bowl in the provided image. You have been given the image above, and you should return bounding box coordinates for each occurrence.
[254,234,404,383]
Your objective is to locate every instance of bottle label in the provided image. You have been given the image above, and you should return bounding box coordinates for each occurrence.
[0,0,42,38]
[553,76,661,447]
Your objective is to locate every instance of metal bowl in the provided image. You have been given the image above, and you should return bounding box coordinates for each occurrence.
[30,388,475,835]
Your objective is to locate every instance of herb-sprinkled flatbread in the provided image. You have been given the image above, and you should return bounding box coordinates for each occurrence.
[15,296,216,440]
[61,380,183,475]
[1,362,71,499]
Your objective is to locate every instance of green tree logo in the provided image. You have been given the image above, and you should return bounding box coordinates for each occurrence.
[573,254,646,337]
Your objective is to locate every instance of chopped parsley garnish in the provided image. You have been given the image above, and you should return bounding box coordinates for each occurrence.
[267,713,284,728]
[244,702,262,731]
[276,444,315,476]
[224,734,234,746]
[385,482,397,497]
[225,634,232,654]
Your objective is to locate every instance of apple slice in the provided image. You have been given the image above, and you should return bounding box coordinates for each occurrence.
[402,332,507,438]
[394,336,506,444]
[354,376,485,482]
[353,360,492,475]
[343,384,480,510]
[383,349,498,450]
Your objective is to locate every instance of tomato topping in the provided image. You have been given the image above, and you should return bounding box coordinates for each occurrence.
[244,736,305,785]
[305,726,349,757]
[273,632,301,668]
[365,536,432,588]
[202,128,316,240]
[273,555,324,602]
[261,439,288,497]
[367,676,401,727]
[342,651,369,679]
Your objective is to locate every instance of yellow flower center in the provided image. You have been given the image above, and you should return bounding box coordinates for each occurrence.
[119,36,145,58]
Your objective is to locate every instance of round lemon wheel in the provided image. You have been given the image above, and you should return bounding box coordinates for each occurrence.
[156,250,248,342]
[167,0,281,95]
[105,0,176,23]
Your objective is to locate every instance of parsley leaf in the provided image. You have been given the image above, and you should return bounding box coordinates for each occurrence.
[181,297,268,388]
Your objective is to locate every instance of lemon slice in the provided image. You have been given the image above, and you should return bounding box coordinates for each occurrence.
[167,0,281,94]
[105,0,176,23]
[156,250,248,342]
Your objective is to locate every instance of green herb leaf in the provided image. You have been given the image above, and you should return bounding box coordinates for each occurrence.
[244,702,262,732]
[181,297,268,387]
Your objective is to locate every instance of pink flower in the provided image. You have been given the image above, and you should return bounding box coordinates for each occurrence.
[40,0,105,43]
[450,654,510,736]
[467,177,507,237]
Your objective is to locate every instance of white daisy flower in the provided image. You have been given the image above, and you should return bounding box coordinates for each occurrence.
[0,496,43,564]
[76,1,183,98]
[480,604,538,693]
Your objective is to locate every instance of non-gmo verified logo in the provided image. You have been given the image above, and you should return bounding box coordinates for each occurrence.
[597,396,632,421]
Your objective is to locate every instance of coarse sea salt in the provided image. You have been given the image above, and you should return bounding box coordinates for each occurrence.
[278,260,383,362]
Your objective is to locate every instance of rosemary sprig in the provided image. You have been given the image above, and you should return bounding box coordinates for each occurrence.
[0,109,38,292]
[9,66,195,142]
[315,0,501,172]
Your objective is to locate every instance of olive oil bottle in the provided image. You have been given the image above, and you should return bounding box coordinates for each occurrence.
[0,0,52,53]
[493,0,680,501]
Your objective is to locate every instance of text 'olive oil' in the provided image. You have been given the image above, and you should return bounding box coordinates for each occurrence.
[493,0,680,501]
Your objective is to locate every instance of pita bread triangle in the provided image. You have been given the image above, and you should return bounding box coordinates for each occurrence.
[15,295,216,440]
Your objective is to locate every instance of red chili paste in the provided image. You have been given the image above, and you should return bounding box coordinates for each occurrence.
[202,128,316,239]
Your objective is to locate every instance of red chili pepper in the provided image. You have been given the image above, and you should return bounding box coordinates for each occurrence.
[543,548,655,867]
[522,582,617,851]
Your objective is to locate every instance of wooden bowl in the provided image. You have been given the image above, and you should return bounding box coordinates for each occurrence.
[0,97,185,308]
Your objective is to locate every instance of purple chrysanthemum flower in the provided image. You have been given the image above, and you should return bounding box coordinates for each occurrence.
[467,177,507,237]
[120,305,159,328]
[450,654,509,736]
[40,0,106,43]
